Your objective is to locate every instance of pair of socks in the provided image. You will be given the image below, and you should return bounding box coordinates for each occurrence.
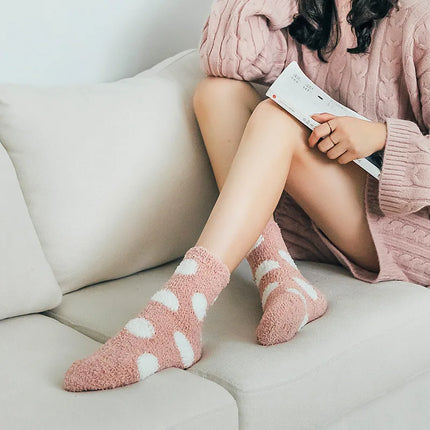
[64,218,327,392]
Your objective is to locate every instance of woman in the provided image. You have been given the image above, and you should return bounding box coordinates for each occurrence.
[63,0,430,392]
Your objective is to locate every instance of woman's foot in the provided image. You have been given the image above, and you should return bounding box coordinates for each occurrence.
[63,245,231,391]
[246,217,328,345]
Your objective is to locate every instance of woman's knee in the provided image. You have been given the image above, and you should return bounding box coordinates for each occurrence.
[248,99,311,152]
[193,77,263,112]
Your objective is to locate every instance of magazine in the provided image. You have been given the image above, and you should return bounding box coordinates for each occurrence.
[265,61,383,181]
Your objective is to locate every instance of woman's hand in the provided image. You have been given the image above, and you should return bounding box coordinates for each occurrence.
[308,113,387,164]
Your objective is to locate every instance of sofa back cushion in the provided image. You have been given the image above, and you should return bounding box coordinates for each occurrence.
[0,50,219,293]
[0,145,62,319]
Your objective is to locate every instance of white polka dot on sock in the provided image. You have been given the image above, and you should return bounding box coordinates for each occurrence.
[278,249,298,269]
[192,293,208,321]
[125,317,155,339]
[249,235,264,253]
[174,258,198,275]
[174,331,195,368]
[137,353,159,380]
[287,288,308,331]
[151,289,179,312]
[298,313,309,330]
[255,260,280,286]
[293,277,318,300]
[261,282,279,308]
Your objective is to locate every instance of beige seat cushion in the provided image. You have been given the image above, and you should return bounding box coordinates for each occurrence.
[0,314,238,430]
[44,258,430,429]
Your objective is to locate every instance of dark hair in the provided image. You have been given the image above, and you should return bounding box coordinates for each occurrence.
[288,0,399,62]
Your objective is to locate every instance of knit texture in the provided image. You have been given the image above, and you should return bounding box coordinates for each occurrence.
[198,0,430,286]
[246,217,328,345]
[63,245,231,391]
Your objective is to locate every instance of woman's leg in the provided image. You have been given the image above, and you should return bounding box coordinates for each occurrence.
[192,76,264,190]
[283,126,379,273]
[192,78,326,345]
[193,78,331,346]
[193,89,305,272]
[247,102,379,345]
[192,77,379,272]
[192,77,378,345]
[64,77,296,392]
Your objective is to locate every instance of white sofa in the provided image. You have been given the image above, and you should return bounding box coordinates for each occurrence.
[2,2,430,429]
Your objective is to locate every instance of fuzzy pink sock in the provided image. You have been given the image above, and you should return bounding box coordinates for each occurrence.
[63,245,231,392]
[246,217,328,346]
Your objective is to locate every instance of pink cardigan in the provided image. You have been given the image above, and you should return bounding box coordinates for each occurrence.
[198,0,430,287]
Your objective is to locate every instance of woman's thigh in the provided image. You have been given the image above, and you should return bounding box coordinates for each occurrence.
[280,110,379,273]
[193,77,265,189]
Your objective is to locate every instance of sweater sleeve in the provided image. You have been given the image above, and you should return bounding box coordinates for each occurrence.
[378,19,430,217]
[198,0,299,85]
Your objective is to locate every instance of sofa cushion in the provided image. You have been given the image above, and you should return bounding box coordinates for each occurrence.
[0,145,61,320]
[0,49,218,293]
[0,314,238,430]
[44,258,430,429]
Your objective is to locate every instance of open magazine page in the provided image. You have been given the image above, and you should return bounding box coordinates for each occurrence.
[265,61,383,181]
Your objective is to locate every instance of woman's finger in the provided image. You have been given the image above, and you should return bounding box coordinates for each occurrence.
[326,141,348,160]
[309,118,339,147]
[311,113,337,123]
[309,122,331,147]
[337,150,356,165]
[317,136,335,153]
[316,130,342,153]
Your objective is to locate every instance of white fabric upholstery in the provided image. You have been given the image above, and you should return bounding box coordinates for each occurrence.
[0,145,61,319]
[0,50,218,293]
[0,314,238,430]
[325,370,430,429]
[44,258,430,429]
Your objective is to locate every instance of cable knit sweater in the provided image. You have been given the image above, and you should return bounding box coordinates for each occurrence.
[198,0,430,287]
